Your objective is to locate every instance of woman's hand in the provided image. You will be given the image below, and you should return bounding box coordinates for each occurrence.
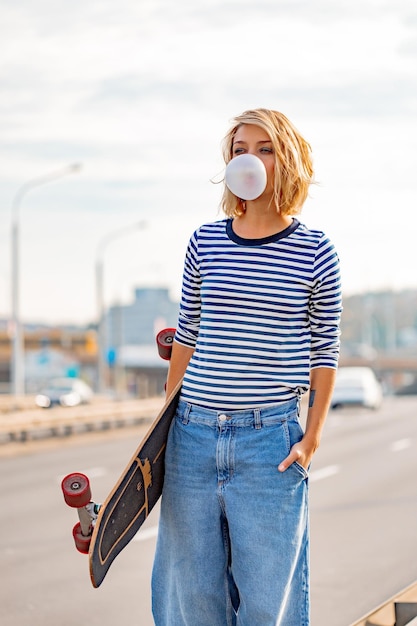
[277,436,318,473]
[277,367,338,472]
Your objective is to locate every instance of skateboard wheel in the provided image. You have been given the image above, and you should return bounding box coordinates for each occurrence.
[72,522,91,554]
[156,328,176,360]
[61,473,91,508]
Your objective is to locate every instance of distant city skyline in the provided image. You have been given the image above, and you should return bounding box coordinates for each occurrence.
[1,0,416,324]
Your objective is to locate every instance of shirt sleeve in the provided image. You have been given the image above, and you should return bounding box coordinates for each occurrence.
[309,235,343,369]
[174,229,202,349]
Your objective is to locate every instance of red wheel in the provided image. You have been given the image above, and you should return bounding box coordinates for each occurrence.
[61,473,91,508]
[156,328,176,360]
[72,522,91,554]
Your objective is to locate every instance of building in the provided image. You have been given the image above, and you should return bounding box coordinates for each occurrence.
[0,287,179,396]
[104,287,179,349]
[101,287,179,396]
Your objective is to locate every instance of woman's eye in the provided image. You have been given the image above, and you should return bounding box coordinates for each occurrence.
[233,148,245,155]
[260,147,273,154]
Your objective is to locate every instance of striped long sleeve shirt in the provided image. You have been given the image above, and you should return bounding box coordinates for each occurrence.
[175,218,342,409]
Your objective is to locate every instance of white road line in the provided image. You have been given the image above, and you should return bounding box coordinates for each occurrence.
[309,464,340,482]
[390,438,412,452]
[134,526,158,542]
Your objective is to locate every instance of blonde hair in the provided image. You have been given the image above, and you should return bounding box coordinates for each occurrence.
[221,109,314,217]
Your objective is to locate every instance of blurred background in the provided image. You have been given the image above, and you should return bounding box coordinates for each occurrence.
[1,1,417,625]
[0,0,416,398]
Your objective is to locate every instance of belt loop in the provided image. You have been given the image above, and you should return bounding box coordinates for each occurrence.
[182,403,192,425]
[254,408,262,430]
[296,390,302,416]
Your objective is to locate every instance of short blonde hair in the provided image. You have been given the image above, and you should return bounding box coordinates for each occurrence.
[221,109,314,217]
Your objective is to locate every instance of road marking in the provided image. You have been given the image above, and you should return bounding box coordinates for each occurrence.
[390,438,412,452]
[310,464,340,482]
[134,526,158,542]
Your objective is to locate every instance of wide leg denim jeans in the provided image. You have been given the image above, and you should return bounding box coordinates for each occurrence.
[152,397,310,626]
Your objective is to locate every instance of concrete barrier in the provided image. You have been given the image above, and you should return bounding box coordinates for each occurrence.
[350,580,417,626]
[0,396,164,444]
[0,394,38,413]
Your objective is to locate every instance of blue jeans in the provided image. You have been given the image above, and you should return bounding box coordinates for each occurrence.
[151,398,310,626]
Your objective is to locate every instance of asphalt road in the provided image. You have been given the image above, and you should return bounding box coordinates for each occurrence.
[1,395,417,626]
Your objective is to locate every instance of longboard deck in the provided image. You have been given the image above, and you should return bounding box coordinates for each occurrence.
[89,379,182,587]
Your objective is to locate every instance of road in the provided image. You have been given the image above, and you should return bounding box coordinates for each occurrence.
[1,395,417,626]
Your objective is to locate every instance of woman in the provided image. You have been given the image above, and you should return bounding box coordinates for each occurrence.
[152,109,342,626]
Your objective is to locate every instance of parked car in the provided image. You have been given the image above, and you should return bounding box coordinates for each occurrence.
[35,378,94,408]
[331,366,383,410]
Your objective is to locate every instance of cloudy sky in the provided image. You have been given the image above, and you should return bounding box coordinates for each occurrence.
[1,0,416,325]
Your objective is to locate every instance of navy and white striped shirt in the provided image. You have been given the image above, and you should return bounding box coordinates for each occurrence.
[175,218,342,409]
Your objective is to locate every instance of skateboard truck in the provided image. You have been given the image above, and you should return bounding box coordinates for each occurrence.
[61,472,101,554]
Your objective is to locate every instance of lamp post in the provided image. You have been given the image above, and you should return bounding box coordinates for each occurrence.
[96,220,147,394]
[10,163,82,397]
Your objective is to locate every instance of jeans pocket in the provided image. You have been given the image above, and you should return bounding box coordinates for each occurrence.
[283,418,309,479]
[292,460,309,479]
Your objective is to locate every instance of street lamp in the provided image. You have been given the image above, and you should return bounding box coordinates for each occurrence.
[96,220,147,393]
[10,163,82,398]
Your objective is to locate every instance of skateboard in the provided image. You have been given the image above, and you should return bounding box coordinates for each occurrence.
[61,327,179,587]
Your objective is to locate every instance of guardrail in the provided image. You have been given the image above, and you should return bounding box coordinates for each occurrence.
[350,580,417,626]
[0,397,164,444]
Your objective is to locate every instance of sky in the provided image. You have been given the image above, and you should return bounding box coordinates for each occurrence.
[0,0,416,325]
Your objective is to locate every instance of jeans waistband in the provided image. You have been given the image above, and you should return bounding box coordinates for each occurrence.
[176,397,299,428]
